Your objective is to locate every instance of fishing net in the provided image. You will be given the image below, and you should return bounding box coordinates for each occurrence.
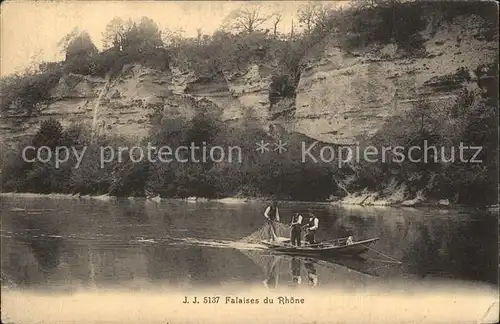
[239,221,291,243]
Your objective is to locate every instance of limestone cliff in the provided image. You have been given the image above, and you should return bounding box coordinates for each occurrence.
[288,15,498,144]
[0,14,497,147]
[0,62,273,144]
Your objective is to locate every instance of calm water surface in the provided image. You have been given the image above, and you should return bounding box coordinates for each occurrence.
[1,196,497,292]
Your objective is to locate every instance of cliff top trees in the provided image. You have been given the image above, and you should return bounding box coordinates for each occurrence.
[223,5,278,34]
[125,17,163,51]
[102,16,163,52]
[33,119,63,150]
[297,2,336,34]
[99,16,168,73]
[59,29,98,61]
[102,17,134,51]
[57,29,102,75]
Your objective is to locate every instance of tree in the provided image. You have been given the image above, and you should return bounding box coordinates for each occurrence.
[122,17,163,51]
[272,13,282,38]
[135,17,163,49]
[196,28,203,45]
[297,2,335,34]
[354,0,401,9]
[0,68,62,115]
[102,16,162,52]
[61,30,98,61]
[33,119,63,150]
[223,5,274,33]
[57,27,80,54]
[162,28,185,47]
[297,2,317,34]
[290,19,296,39]
[102,17,134,51]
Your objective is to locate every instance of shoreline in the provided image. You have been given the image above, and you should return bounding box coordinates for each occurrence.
[0,192,496,210]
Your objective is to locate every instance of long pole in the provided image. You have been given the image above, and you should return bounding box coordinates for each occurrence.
[270,220,278,241]
[333,175,351,195]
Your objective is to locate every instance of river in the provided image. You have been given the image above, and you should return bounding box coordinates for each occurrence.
[1,195,498,323]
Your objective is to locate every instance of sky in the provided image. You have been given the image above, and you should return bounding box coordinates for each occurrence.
[0,1,347,77]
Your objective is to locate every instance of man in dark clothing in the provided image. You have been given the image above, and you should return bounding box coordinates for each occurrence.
[290,213,303,246]
[304,213,319,245]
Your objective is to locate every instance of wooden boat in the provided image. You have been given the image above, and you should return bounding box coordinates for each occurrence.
[261,237,380,257]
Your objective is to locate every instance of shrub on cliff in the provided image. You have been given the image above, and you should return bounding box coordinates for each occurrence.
[58,17,169,77]
[65,44,170,78]
[59,30,98,62]
[307,1,427,53]
[172,30,282,76]
[33,119,63,149]
[269,74,297,107]
[59,30,101,75]
[350,82,498,205]
[0,68,63,115]
[102,16,163,53]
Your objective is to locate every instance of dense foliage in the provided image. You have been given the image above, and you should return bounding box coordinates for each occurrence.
[0,116,340,200]
[0,1,497,205]
[343,60,498,206]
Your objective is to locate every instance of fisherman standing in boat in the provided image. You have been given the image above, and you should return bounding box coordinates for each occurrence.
[304,213,319,245]
[290,213,303,246]
[264,200,280,241]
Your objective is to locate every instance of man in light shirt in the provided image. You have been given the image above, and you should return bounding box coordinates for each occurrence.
[290,213,303,246]
[304,213,319,245]
[264,200,280,241]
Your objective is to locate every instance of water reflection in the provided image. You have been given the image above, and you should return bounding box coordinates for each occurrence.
[403,212,498,284]
[0,197,497,291]
[254,254,385,289]
[263,256,280,289]
[290,257,302,286]
[304,259,318,287]
[28,233,63,272]
[260,256,321,288]
[2,216,65,286]
[253,253,374,289]
[24,218,63,272]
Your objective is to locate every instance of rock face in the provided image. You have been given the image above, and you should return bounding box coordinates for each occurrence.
[0,63,274,145]
[289,15,498,144]
[0,15,497,146]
